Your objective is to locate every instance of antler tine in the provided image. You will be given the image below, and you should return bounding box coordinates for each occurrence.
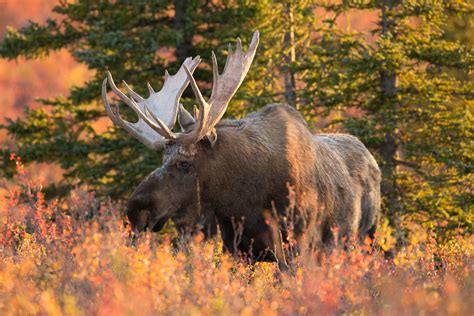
[182,65,211,141]
[113,102,128,127]
[102,78,167,149]
[122,80,145,102]
[106,71,137,110]
[104,71,178,142]
[102,78,122,126]
[211,51,219,99]
[147,82,155,94]
[175,31,259,146]
[236,37,243,54]
[184,65,208,109]
[249,30,259,52]
[104,76,145,134]
[223,43,233,75]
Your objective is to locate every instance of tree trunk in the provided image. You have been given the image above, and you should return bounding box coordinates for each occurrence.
[283,3,297,108]
[174,0,194,63]
[379,0,402,229]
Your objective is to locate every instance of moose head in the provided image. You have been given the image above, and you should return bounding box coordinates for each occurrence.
[102,32,259,234]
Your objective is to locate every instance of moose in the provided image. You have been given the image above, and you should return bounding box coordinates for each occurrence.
[102,31,381,266]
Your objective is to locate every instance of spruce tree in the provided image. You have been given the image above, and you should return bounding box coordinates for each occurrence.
[1,0,472,235]
[299,0,473,234]
[0,0,258,198]
[240,0,473,234]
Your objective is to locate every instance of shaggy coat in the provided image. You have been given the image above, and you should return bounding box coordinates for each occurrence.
[127,103,381,262]
[197,104,380,258]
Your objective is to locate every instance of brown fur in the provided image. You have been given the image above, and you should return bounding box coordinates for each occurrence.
[127,103,381,261]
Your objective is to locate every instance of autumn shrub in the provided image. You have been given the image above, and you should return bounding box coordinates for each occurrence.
[1,156,472,315]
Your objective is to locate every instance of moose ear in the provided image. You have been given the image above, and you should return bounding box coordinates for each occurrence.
[206,129,217,147]
[178,103,196,132]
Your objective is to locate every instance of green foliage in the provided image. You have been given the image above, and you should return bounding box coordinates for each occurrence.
[1,0,259,199]
[1,0,472,236]
[311,0,473,235]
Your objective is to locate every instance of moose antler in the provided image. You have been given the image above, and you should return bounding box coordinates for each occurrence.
[141,31,259,146]
[180,30,259,145]
[102,56,201,149]
[103,31,259,149]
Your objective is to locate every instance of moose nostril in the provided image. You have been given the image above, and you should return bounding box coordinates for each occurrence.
[127,209,150,233]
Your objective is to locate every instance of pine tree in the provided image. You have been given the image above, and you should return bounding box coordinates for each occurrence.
[1,0,472,235]
[0,0,258,198]
[300,0,473,234]
[240,0,473,234]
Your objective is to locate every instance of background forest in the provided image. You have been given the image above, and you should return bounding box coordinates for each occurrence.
[1,0,472,236]
[0,0,472,314]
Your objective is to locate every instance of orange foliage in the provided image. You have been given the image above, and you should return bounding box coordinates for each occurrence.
[0,52,91,121]
[0,0,92,126]
[0,0,92,182]
[0,157,473,315]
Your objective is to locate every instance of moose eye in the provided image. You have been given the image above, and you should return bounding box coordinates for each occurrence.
[177,161,191,172]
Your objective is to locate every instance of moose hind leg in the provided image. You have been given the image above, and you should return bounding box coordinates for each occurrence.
[358,187,381,244]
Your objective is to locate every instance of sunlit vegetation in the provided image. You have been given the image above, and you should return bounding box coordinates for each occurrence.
[1,157,472,315]
[0,0,91,126]
[1,0,471,234]
[0,1,472,314]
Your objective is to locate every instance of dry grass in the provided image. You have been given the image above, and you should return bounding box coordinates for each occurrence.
[1,156,473,315]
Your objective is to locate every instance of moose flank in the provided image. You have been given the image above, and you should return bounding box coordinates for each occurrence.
[102,31,381,267]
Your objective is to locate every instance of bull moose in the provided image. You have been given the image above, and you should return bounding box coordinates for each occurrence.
[102,31,381,266]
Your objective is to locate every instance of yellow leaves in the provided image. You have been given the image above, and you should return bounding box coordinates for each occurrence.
[1,168,473,315]
[39,290,62,316]
[63,295,83,316]
[210,289,227,315]
[377,218,397,252]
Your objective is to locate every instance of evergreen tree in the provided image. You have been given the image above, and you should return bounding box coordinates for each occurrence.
[1,0,472,235]
[0,0,258,198]
[242,0,473,234]
[299,0,473,234]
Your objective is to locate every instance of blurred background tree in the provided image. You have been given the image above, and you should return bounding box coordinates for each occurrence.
[305,0,473,236]
[0,0,259,198]
[1,0,472,236]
